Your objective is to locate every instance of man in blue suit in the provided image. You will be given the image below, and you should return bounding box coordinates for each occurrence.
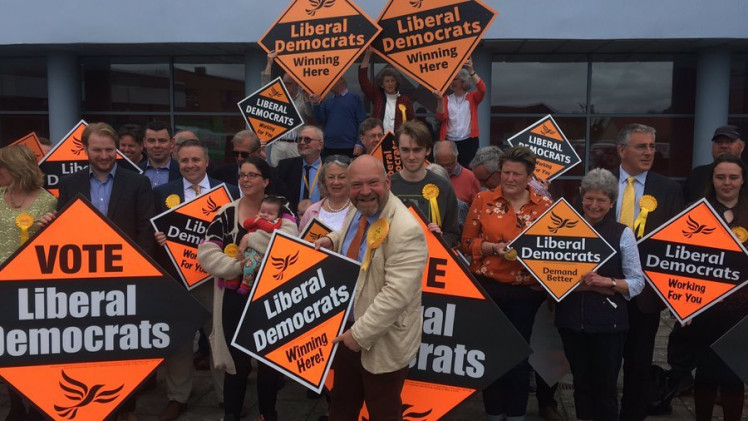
[152,138,239,420]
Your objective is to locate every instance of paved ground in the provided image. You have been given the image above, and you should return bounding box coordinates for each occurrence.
[0,314,745,420]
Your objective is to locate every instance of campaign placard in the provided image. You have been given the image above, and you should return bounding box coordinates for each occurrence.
[150,184,234,290]
[0,197,209,420]
[231,231,360,393]
[369,131,403,175]
[397,205,531,419]
[506,115,581,182]
[237,77,304,146]
[508,199,617,302]
[370,0,497,94]
[300,218,334,243]
[637,199,748,323]
[258,0,382,97]
[712,315,748,384]
[38,120,142,197]
[10,132,46,162]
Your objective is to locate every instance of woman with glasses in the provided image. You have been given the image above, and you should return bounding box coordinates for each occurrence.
[299,155,354,232]
[358,48,415,133]
[198,156,298,421]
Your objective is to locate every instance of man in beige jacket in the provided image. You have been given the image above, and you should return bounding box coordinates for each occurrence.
[316,155,427,421]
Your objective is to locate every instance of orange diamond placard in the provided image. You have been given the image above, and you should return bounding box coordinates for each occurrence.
[509,199,617,301]
[259,0,382,97]
[638,199,748,323]
[506,115,581,182]
[371,0,497,94]
[0,197,208,420]
[38,120,142,197]
[238,77,305,145]
[10,132,46,162]
[150,184,234,290]
[231,231,360,393]
[300,218,334,243]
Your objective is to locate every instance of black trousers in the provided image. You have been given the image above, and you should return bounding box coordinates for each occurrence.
[222,290,283,421]
[560,329,627,421]
[619,302,661,421]
[454,137,479,170]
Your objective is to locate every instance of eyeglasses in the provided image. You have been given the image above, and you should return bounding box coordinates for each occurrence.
[476,171,497,183]
[295,136,319,144]
[232,150,251,159]
[363,132,384,140]
[238,171,263,180]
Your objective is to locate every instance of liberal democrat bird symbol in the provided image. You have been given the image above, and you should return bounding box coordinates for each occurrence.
[268,87,283,98]
[682,216,715,238]
[539,124,556,136]
[202,197,220,215]
[306,0,335,16]
[548,211,578,233]
[70,136,85,155]
[55,370,123,419]
[409,0,423,8]
[271,250,299,280]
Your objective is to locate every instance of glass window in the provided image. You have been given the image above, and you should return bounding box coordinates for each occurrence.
[0,115,49,146]
[0,58,48,111]
[588,117,694,177]
[81,114,170,132]
[82,59,170,112]
[590,57,695,114]
[729,54,748,114]
[174,59,245,112]
[491,61,588,114]
[173,116,246,163]
[490,116,587,176]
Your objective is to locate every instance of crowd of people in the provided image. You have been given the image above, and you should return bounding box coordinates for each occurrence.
[0,52,745,421]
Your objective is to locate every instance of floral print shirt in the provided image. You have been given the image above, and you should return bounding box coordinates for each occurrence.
[461,186,552,284]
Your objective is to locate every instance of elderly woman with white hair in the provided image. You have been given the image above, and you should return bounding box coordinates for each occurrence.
[555,168,645,421]
[435,57,486,168]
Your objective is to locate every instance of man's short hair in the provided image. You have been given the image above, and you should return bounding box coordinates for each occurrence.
[359,118,384,136]
[176,138,209,160]
[232,130,260,151]
[117,123,144,144]
[433,140,458,157]
[469,146,502,173]
[82,122,119,149]
[145,120,171,136]
[616,123,656,146]
[300,125,325,143]
[395,120,432,149]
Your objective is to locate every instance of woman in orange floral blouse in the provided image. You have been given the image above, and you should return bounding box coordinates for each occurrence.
[461,146,552,421]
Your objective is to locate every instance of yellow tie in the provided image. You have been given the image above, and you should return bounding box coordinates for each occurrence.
[191,184,202,195]
[619,176,635,229]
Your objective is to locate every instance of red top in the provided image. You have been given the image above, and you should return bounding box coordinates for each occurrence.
[436,79,486,140]
[358,66,414,131]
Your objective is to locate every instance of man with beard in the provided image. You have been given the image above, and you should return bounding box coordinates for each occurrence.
[315,155,427,421]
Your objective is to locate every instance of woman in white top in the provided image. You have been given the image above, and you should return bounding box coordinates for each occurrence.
[435,58,486,169]
[299,155,355,232]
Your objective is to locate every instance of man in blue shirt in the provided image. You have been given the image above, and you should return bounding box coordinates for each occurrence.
[311,78,366,158]
[139,120,180,187]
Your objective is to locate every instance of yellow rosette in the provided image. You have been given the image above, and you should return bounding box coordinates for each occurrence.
[224,243,239,259]
[16,213,34,245]
[422,184,441,227]
[398,104,407,123]
[503,247,517,261]
[633,195,658,238]
[165,194,181,209]
[361,219,389,272]
[731,226,748,243]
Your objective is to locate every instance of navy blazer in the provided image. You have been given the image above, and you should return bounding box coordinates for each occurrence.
[153,177,240,214]
[275,156,306,212]
[137,159,181,185]
[56,166,156,254]
[612,167,685,313]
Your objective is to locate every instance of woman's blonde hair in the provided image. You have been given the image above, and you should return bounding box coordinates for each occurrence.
[0,145,45,192]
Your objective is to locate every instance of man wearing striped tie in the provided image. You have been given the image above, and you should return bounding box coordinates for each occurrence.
[612,123,684,421]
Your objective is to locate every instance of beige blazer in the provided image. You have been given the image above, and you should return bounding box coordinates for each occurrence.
[328,191,427,374]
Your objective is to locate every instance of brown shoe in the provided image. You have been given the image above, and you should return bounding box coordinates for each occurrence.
[159,401,187,421]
